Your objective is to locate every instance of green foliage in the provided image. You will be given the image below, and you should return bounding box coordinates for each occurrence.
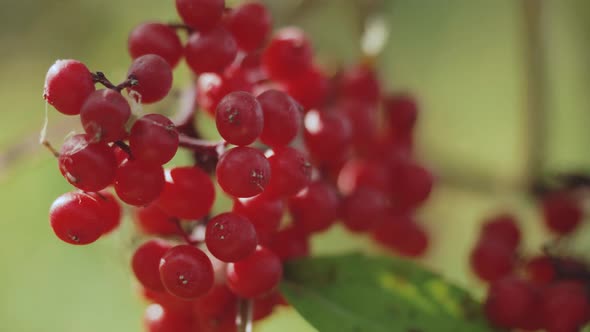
[281,253,499,332]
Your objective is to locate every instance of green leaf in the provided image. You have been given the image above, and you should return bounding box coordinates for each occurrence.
[280,253,499,332]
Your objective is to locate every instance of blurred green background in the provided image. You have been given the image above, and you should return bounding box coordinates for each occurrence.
[1,0,590,331]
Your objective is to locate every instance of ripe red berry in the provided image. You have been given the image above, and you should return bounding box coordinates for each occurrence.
[227,2,272,52]
[262,27,313,81]
[156,167,215,220]
[233,192,284,243]
[337,159,391,195]
[175,0,225,31]
[144,304,194,332]
[196,73,228,116]
[129,114,179,165]
[542,281,590,332]
[114,160,165,206]
[542,191,583,235]
[372,216,429,257]
[338,63,380,104]
[266,147,312,197]
[216,147,271,198]
[267,225,310,261]
[193,284,236,319]
[133,204,179,236]
[338,101,378,151]
[58,134,117,192]
[525,255,555,285]
[484,277,537,329]
[215,91,263,146]
[128,22,183,67]
[141,288,193,315]
[205,212,258,262]
[44,59,95,115]
[288,181,339,234]
[391,161,434,209]
[304,109,353,163]
[87,191,121,234]
[80,89,131,142]
[257,89,302,147]
[480,214,521,251]
[470,239,515,282]
[159,245,214,299]
[383,94,418,135]
[127,54,173,104]
[341,187,389,232]
[283,66,330,110]
[132,239,173,291]
[185,27,238,74]
[226,246,282,298]
[49,192,104,245]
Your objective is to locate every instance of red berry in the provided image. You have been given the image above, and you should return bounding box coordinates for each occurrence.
[44,59,95,115]
[480,214,521,251]
[127,54,173,104]
[114,160,165,206]
[185,27,238,74]
[206,212,258,262]
[128,22,183,67]
[267,225,310,261]
[542,191,583,235]
[266,147,312,197]
[141,288,193,315]
[341,187,389,232]
[58,134,117,192]
[470,239,515,282]
[262,27,313,81]
[129,114,179,165]
[391,161,434,209]
[304,109,353,163]
[133,204,179,236]
[175,0,225,31]
[337,159,391,195]
[159,245,214,299]
[288,181,339,234]
[80,89,131,142]
[257,89,302,147]
[227,2,272,52]
[193,284,236,318]
[383,94,418,135]
[132,239,173,291]
[542,281,590,332]
[87,191,121,234]
[216,147,271,198]
[338,101,378,151]
[372,216,429,257]
[484,277,537,329]
[233,192,284,243]
[226,246,282,298]
[525,255,555,285]
[196,73,228,116]
[144,304,194,332]
[49,192,104,245]
[283,66,330,110]
[338,63,380,104]
[156,167,215,220]
[215,91,263,146]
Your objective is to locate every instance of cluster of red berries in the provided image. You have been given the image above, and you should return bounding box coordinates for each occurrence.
[470,190,589,332]
[43,0,434,331]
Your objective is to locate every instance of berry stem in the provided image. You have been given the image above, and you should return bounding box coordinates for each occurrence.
[41,140,60,158]
[236,298,253,332]
[172,218,200,246]
[113,140,134,159]
[92,72,138,92]
[178,135,227,157]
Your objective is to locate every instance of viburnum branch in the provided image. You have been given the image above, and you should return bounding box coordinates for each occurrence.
[236,298,253,332]
[172,218,200,246]
[92,72,138,92]
[113,140,133,159]
[41,140,60,158]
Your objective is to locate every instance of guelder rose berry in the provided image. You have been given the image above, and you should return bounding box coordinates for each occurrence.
[159,245,214,299]
[44,59,96,115]
[226,246,282,298]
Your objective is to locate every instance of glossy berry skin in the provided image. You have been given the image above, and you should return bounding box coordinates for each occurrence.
[129,114,179,165]
[215,91,263,146]
[114,160,165,206]
[541,281,590,332]
[44,59,95,115]
[144,304,194,332]
[262,27,313,81]
[338,101,378,151]
[159,245,214,299]
[134,204,179,236]
[383,94,418,135]
[185,27,238,74]
[58,134,117,192]
[175,0,225,31]
[470,239,515,282]
[283,66,330,110]
[267,226,310,261]
[233,193,284,243]
[196,73,228,116]
[542,191,583,235]
[80,89,131,142]
[480,214,521,251]
[304,109,353,163]
[87,191,121,234]
[266,147,312,197]
[156,167,215,220]
[205,212,258,262]
[216,147,271,198]
[372,216,429,257]
[338,63,380,104]
[127,54,173,104]
[227,2,271,52]
[226,246,282,298]
[49,192,104,245]
[484,277,537,329]
[128,22,183,67]
[391,161,434,210]
[193,284,236,318]
[288,181,339,234]
[341,188,389,232]
[132,239,173,291]
[141,288,194,315]
[257,89,302,147]
[337,159,391,195]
